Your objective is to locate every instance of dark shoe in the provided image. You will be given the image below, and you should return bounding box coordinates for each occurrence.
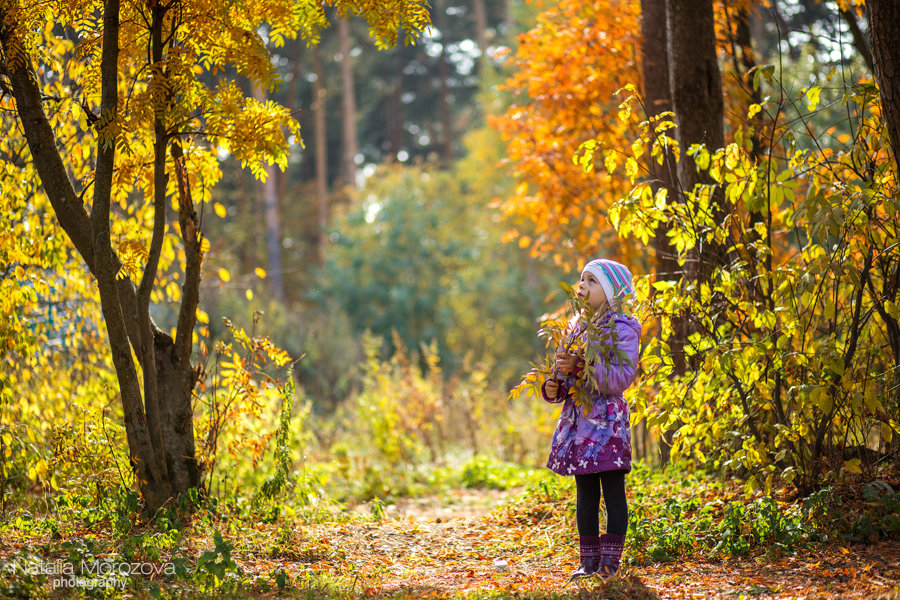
[568,535,601,580]
[596,533,625,577]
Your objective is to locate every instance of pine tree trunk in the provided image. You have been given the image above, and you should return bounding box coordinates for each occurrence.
[473,0,488,72]
[866,0,900,174]
[388,58,404,155]
[252,83,286,303]
[313,44,329,261]
[435,0,453,165]
[338,16,358,189]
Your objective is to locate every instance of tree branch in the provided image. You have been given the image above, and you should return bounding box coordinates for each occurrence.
[136,0,170,475]
[837,4,874,74]
[171,139,202,367]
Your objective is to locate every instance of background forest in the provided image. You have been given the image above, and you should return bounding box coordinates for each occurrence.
[1,0,899,597]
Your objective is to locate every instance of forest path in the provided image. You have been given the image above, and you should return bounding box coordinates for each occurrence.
[300,488,900,599]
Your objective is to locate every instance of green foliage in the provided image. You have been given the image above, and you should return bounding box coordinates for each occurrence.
[0,550,50,600]
[851,481,900,540]
[708,497,807,557]
[504,464,835,563]
[457,455,540,491]
[313,163,552,387]
[800,482,900,543]
[194,530,241,591]
[257,368,297,502]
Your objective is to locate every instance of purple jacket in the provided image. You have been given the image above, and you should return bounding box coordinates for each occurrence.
[541,312,641,475]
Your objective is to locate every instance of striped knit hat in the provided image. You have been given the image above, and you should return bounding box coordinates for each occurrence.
[581,259,634,306]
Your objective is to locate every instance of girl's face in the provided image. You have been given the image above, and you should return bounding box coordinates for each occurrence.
[578,270,608,313]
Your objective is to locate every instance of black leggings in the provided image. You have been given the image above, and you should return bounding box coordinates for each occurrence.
[574,470,628,537]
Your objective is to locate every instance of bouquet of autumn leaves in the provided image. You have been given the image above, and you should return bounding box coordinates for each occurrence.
[509,282,634,417]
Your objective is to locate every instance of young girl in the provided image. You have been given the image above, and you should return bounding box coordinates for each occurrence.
[541,258,641,578]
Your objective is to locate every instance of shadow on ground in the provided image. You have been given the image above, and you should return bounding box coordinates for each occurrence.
[358,575,660,599]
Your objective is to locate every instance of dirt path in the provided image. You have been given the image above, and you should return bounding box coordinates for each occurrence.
[322,488,900,599]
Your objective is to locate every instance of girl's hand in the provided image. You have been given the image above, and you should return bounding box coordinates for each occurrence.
[555,352,578,375]
[544,379,560,398]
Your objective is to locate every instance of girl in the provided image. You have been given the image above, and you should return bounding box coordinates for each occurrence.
[541,258,641,578]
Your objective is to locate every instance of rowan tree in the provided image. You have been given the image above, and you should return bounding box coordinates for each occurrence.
[0,0,429,511]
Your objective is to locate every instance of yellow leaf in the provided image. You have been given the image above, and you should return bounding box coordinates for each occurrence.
[245,289,254,301]
[625,157,639,182]
[747,104,761,119]
[725,143,740,170]
[214,202,227,218]
[196,308,209,324]
[200,237,211,254]
[164,281,181,302]
[219,268,231,282]
[518,236,531,248]
[254,267,266,279]
[805,86,821,111]
[604,153,618,174]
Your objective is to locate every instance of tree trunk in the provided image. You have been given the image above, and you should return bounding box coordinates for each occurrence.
[503,0,514,37]
[666,0,727,282]
[280,39,303,279]
[435,0,454,165]
[641,0,680,466]
[338,16,358,189]
[313,44,330,262]
[169,140,204,498]
[473,0,488,72]
[839,5,873,74]
[251,83,286,303]
[733,4,763,160]
[388,57,405,155]
[641,0,677,282]
[866,0,900,175]
[154,330,201,494]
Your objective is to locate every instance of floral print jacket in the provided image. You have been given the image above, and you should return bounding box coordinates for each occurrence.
[540,312,641,475]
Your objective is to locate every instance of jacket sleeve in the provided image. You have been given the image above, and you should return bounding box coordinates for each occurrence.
[541,378,568,404]
[589,322,640,396]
